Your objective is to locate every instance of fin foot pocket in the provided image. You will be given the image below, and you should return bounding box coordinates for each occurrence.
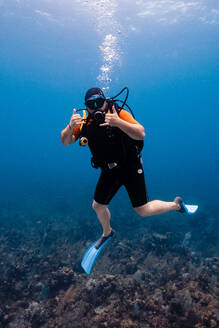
[95,229,115,249]
[174,196,185,213]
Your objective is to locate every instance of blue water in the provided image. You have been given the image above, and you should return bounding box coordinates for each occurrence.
[0,1,219,237]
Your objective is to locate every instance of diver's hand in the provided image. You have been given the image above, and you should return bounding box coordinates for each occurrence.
[69,109,84,129]
[100,105,120,127]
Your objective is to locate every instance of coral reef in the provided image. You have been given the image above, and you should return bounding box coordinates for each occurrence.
[0,205,218,328]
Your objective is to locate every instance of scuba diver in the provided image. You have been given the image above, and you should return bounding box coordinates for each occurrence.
[61,87,198,274]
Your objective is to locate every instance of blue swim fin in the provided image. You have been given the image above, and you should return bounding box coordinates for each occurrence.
[182,203,198,215]
[81,231,114,274]
[174,197,198,215]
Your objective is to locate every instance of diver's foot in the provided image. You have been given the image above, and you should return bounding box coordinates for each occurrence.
[174,196,186,213]
[95,229,115,250]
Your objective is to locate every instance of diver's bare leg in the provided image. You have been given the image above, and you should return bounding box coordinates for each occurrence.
[92,200,112,236]
[134,200,180,217]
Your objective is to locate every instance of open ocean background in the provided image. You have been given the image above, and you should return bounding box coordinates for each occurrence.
[0,0,219,257]
[0,2,219,327]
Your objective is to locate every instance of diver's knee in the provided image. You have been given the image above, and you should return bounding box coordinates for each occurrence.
[92,200,107,213]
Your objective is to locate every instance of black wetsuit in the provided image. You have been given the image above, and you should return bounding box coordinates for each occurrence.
[81,119,149,208]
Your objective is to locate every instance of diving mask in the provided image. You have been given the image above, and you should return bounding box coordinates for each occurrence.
[85,95,105,110]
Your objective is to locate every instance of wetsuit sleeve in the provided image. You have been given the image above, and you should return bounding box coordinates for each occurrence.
[119,109,139,124]
[72,125,81,140]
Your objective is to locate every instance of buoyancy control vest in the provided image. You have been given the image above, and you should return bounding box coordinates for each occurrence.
[80,118,144,169]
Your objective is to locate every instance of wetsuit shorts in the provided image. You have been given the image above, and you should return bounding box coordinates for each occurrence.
[94,160,149,208]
